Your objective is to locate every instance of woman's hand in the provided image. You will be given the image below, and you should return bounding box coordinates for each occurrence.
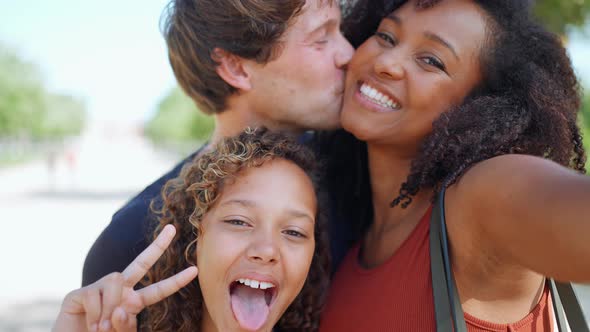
[53,225,198,332]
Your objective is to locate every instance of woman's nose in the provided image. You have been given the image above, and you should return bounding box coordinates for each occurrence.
[374,51,405,81]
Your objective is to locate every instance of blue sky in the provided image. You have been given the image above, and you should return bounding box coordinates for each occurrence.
[2,1,590,124]
[1,0,175,123]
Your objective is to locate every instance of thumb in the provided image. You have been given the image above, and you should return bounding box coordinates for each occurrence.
[111,307,137,332]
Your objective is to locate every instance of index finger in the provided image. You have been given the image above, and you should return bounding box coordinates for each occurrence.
[122,224,176,286]
[138,266,198,307]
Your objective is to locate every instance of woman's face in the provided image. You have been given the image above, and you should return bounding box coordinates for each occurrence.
[196,159,317,332]
[341,0,487,153]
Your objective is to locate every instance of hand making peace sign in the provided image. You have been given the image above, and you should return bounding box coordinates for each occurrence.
[53,225,199,332]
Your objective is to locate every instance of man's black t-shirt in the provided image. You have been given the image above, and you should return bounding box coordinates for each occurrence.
[82,149,203,286]
[82,131,369,286]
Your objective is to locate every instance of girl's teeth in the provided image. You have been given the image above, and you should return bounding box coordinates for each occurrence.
[236,278,276,290]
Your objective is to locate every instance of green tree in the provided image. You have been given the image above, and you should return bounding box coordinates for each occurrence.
[36,94,86,139]
[535,0,590,35]
[145,87,214,143]
[0,45,86,139]
[0,47,44,137]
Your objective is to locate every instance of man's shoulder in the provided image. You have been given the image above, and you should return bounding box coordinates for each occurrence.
[112,148,202,226]
[82,146,205,286]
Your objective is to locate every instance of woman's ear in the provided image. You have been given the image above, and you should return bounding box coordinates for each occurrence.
[212,48,252,91]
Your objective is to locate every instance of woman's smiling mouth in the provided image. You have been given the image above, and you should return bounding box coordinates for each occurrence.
[354,81,401,113]
[356,80,402,111]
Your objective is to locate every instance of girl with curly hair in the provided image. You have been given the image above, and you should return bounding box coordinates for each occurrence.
[321,0,590,331]
[54,128,330,332]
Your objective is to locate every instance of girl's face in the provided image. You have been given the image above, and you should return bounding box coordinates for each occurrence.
[341,0,486,154]
[196,159,317,332]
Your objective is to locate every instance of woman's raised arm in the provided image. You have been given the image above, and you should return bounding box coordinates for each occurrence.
[452,154,590,282]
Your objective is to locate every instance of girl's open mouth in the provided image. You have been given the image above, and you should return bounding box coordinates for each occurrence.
[229,278,278,331]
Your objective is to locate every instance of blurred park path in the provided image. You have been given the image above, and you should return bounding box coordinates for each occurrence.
[0,122,181,331]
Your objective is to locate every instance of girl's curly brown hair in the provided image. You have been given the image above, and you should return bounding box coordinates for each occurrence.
[142,128,330,331]
[340,0,586,212]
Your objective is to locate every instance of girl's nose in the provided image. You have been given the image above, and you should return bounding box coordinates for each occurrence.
[247,232,279,264]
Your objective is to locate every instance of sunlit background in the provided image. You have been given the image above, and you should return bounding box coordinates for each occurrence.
[1,0,590,330]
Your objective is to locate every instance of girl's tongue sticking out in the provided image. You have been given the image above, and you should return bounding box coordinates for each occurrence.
[230,282,274,331]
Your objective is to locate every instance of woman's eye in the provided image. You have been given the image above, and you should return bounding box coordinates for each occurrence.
[283,229,307,238]
[224,219,249,227]
[420,56,446,72]
[375,31,396,46]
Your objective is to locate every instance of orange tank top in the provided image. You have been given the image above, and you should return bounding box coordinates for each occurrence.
[320,207,554,332]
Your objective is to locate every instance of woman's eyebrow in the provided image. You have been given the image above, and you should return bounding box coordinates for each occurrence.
[424,31,459,60]
[384,13,460,61]
[385,13,402,25]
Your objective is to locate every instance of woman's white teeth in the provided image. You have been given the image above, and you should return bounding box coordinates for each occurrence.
[237,278,275,290]
[360,83,400,109]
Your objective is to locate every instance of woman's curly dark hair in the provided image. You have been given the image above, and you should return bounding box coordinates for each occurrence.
[342,0,586,209]
[142,128,330,331]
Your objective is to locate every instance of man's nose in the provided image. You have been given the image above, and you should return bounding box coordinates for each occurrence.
[335,33,354,69]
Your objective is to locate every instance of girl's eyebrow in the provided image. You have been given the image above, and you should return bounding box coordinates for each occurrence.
[285,209,315,224]
[220,199,255,208]
[220,199,315,223]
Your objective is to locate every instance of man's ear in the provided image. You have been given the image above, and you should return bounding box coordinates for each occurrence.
[212,48,252,91]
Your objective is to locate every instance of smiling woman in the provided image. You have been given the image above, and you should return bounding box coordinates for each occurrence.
[320,0,590,331]
[53,128,330,332]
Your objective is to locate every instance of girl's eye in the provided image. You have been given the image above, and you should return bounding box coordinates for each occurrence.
[375,31,397,46]
[316,39,328,45]
[283,229,307,238]
[224,219,249,227]
[420,56,446,72]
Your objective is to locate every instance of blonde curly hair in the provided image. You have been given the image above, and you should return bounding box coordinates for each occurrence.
[143,127,330,331]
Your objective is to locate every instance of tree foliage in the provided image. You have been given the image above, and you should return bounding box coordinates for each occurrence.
[0,46,86,139]
[535,0,590,35]
[144,87,214,143]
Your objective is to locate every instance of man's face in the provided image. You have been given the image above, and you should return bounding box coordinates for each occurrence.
[247,0,354,132]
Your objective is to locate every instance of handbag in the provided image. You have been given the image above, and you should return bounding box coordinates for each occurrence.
[429,186,589,332]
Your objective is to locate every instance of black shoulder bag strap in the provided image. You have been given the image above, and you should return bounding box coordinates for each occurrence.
[430,187,589,332]
[430,187,467,332]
